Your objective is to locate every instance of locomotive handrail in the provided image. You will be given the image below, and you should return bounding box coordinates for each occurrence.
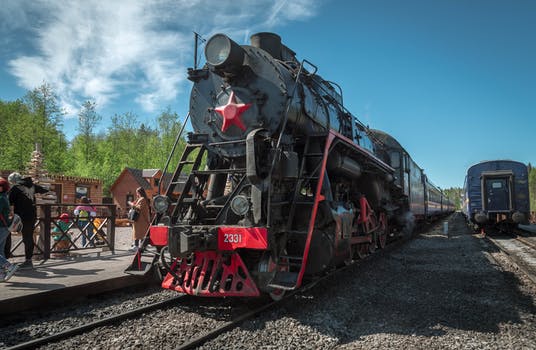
[266,59,308,227]
[304,72,387,150]
[302,59,318,75]
[158,112,190,195]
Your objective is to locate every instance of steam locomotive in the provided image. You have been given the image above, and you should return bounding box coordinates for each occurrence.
[127,32,453,299]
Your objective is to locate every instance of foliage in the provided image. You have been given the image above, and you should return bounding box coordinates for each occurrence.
[0,83,186,196]
[529,163,536,212]
[443,187,463,210]
[23,83,68,173]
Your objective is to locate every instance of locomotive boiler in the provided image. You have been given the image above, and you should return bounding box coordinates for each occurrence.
[127,32,450,299]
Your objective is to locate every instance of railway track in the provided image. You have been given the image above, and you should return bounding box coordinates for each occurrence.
[5,295,187,350]
[3,218,445,349]
[175,218,444,349]
[484,230,536,285]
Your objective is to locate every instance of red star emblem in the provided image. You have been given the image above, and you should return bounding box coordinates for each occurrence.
[214,91,251,132]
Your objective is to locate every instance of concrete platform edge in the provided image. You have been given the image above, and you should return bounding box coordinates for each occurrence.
[0,274,153,317]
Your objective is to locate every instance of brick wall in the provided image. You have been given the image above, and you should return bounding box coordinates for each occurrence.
[111,172,140,217]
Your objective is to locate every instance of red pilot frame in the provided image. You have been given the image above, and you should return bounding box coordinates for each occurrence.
[162,227,268,297]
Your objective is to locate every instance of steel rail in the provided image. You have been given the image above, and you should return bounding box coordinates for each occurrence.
[515,235,536,250]
[485,232,536,285]
[7,217,448,350]
[175,216,443,350]
[6,295,187,350]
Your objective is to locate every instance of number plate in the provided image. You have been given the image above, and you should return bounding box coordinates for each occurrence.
[217,227,268,250]
[223,233,243,243]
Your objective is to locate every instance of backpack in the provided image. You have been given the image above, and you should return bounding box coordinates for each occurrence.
[79,209,89,219]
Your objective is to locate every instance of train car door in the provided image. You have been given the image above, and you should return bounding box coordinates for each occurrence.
[483,176,511,211]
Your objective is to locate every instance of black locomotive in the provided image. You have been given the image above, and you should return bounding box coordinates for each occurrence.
[127,32,453,299]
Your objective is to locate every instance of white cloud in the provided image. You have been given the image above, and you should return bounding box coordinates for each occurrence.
[4,0,321,118]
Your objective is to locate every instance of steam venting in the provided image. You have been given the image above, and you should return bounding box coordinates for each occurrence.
[399,211,415,237]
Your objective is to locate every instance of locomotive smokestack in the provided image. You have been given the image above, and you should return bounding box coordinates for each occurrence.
[250,32,282,60]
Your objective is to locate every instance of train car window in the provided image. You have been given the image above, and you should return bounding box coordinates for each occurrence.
[404,155,410,173]
[491,181,502,189]
[390,152,400,168]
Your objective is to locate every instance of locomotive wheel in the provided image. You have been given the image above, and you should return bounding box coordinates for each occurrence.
[269,255,289,301]
[344,246,353,266]
[258,252,289,301]
[155,246,173,282]
[269,286,286,301]
[378,229,387,249]
[378,212,387,249]
[368,234,377,254]
[356,244,368,259]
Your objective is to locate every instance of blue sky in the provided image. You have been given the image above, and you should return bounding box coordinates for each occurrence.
[1,0,535,189]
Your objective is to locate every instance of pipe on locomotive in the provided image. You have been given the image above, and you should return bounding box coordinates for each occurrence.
[205,32,285,71]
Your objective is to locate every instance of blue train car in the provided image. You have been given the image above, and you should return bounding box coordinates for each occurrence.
[370,129,454,222]
[463,160,530,230]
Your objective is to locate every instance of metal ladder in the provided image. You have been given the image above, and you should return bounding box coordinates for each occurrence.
[268,133,328,290]
[164,143,208,222]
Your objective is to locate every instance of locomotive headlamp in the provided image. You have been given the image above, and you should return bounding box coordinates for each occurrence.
[230,195,250,216]
[153,195,170,214]
[205,34,245,69]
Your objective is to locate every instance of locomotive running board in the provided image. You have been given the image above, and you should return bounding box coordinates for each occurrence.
[267,272,300,290]
[124,249,157,276]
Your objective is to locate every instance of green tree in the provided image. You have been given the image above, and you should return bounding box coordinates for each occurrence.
[443,187,463,210]
[76,100,102,163]
[528,163,536,212]
[1,89,190,196]
[23,83,67,173]
[0,99,34,170]
[156,107,185,171]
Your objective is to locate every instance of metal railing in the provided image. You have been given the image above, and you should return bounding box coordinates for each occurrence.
[7,203,117,260]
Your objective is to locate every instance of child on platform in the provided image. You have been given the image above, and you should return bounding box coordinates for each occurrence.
[52,213,71,256]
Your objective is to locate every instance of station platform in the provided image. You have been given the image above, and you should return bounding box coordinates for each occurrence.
[0,249,152,317]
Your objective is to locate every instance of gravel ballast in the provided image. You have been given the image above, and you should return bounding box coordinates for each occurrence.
[2,212,535,349]
[200,212,536,349]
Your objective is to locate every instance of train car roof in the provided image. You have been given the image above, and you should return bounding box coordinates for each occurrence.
[466,160,527,175]
[369,129,407,153]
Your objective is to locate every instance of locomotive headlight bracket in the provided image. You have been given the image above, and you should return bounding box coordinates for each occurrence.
[230,195,250,216]
[205,34,245,69]
[153,195,171,214]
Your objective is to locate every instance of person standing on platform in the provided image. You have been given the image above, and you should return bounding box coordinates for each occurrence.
[8,173,49,269]
[0,177,19,281]
[74,197,97,247]
[127,187,151,252]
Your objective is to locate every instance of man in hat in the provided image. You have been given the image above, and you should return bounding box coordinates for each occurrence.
[8,173,49,268]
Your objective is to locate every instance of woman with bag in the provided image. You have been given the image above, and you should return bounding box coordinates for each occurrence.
[127,187,151,252]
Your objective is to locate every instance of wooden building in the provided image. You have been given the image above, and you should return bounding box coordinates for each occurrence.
[109,168,163,218]
[109,167,186,218]
[0,170,103,204]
